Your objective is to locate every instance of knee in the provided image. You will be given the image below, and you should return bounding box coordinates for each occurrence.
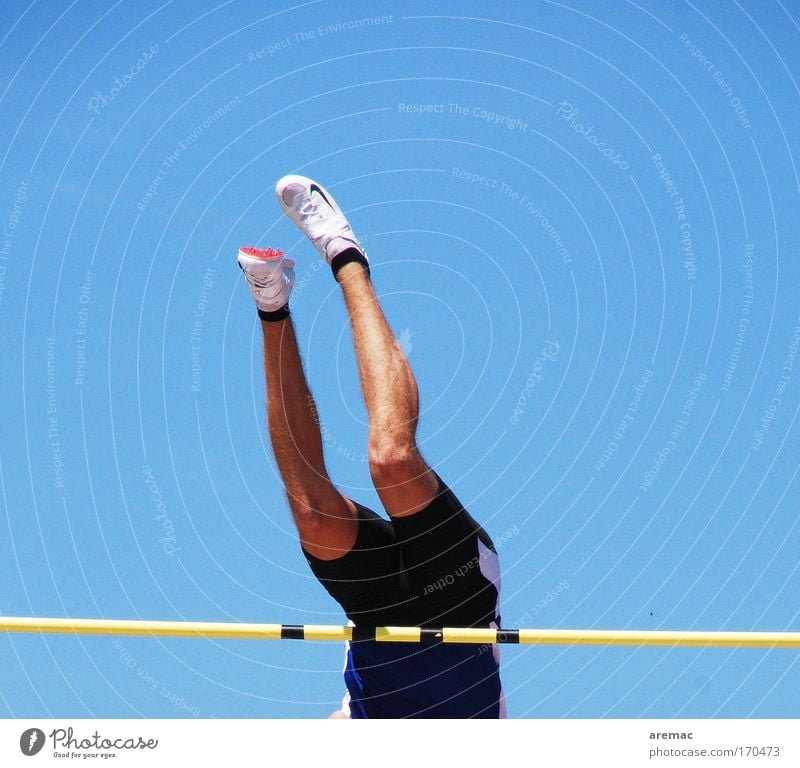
[288,495,345,532]
[368,439,419,482]
[291,503,323,533]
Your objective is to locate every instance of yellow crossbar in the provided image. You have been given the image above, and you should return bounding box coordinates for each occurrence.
[0,617,798,648]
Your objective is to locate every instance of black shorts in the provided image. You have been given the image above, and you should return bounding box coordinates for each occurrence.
[303,473,500,628]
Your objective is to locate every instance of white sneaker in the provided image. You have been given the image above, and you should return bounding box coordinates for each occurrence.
[237,246,295,312]
[275,175,368,267]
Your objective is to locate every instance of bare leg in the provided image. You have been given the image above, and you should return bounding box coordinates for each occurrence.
[336,263,438,517]
[261,316,357,559]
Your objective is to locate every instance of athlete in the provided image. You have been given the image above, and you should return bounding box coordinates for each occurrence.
[237,175,504,718]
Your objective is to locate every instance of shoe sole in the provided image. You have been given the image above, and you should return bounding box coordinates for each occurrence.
[238,246,284,263]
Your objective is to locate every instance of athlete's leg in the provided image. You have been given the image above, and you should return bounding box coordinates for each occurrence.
[241,249,409,636]
[334,263,500,628]
[335,262,438,518]
[261,315,357,559]
[238,246,356,560]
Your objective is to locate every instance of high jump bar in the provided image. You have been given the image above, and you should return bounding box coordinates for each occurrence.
[1,618,798,648]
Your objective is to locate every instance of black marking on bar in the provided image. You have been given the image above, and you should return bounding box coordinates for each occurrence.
[420,628,444,643]
[280,625,305,640]
[496,629,520,644]
[351,626,378,642]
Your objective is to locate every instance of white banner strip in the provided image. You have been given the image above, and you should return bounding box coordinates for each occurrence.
[1,719,798,767]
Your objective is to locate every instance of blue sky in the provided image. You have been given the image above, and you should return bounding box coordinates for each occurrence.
[0,0,798,718]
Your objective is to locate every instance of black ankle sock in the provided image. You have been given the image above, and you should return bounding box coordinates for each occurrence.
[331,248,370,280]
[258,304,290,322]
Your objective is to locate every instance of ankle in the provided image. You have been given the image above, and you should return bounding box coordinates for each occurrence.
[258,305,290,323]
[332,248,370,281]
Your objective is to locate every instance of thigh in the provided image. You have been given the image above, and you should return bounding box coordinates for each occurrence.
[389,474,501,628]
[302,501,415,626]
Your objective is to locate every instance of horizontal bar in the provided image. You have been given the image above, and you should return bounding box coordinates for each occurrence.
[0,617,288,640]
[515,629,800,649]
[1,617,799,647]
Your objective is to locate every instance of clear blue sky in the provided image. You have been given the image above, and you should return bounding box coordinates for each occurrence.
[1,0,798,718]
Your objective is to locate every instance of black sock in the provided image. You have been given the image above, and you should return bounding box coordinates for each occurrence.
[331,247,370,280]
[258,304,290,322]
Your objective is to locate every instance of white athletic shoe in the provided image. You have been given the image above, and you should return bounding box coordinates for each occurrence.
[237,246,295,312]
[275,175,368,267]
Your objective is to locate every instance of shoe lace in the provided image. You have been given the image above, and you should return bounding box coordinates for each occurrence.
[295,192,350,248]
[250,274,271,289]
[297,195,322,223]
[241,266,279,294]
